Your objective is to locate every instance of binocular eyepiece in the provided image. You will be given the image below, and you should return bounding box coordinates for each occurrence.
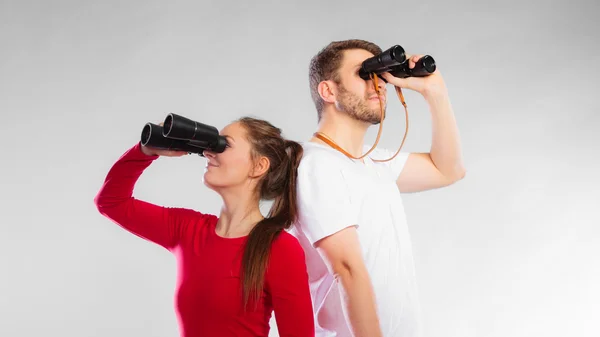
[358,45,436,81]
[140,113,228,156]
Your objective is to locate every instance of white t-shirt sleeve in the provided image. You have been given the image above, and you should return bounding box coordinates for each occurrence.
[296,151,359,246]
[368,145,411,179]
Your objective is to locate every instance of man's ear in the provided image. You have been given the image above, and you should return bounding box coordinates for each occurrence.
[249,156,270,179]
[318,80,337,104]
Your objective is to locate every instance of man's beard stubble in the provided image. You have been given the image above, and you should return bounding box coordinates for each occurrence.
[335,84,386,125]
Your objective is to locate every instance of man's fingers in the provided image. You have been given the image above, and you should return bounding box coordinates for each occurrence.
[405,54,424,69]
[381,72,411,89]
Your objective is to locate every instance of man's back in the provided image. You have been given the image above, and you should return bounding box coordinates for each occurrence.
[290,141,422,337]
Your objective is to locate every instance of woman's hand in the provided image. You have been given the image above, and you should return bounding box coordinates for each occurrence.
[140,122,189,157]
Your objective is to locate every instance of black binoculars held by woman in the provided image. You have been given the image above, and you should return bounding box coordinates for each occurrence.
[140,113,228,156]
[358,45,436,81]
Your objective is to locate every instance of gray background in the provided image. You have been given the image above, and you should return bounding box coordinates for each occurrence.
[1,0,599,336]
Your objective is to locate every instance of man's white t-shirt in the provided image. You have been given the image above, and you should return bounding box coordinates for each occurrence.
[289,141,422,337]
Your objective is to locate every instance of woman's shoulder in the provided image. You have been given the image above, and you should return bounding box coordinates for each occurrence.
[168,207,218,229]
[265,231,309,285]
[270,231,306,259]
[170,206,217,220]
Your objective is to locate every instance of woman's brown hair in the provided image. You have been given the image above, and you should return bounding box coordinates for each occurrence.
[235,117,304,310]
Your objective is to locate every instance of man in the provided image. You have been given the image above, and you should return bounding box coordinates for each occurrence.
[289,39,466,337]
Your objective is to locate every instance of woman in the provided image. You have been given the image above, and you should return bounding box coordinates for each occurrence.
[94,116,314,337]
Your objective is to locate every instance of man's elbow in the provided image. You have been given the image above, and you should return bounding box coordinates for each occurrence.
[446,164,466,184]
[453,167,467,181]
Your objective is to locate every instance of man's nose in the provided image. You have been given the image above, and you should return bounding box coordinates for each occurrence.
[369,76,386,92]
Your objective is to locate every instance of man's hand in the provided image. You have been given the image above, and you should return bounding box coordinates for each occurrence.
[380,54,448,100]
[380,54,466,192]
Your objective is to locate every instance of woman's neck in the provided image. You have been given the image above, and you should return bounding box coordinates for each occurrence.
[215,187,264,238]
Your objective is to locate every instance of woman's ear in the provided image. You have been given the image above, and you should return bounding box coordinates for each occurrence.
[249,156,270,179]
[318,80,337,104]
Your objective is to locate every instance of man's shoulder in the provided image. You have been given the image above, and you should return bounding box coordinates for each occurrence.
[295,142,358,194]
[363,144,409,162]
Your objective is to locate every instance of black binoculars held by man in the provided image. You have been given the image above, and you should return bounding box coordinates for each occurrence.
[358,44,436,81]
[140,113,228,156]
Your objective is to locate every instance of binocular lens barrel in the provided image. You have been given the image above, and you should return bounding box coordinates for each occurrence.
[388,55,437,78]
[359,44,436,81]
[140,113,228,156]
[361,45,406,73]
[141,123,207,153]
[163,113,218,141]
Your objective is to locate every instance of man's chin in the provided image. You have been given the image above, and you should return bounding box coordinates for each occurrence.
[354,111,382,125]
[368,117,382,125]
[356,116,381,125]
[368,110,385,124]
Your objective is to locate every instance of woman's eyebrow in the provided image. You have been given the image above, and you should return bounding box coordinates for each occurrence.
[224,135,235,143]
